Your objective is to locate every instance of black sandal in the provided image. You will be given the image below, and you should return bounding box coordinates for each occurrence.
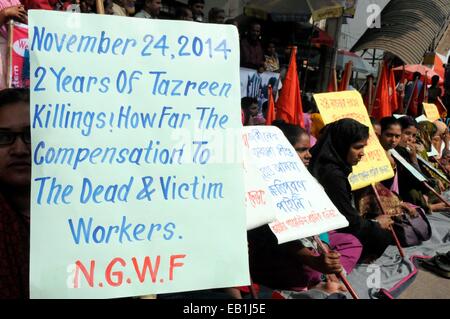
[419,253,450,279]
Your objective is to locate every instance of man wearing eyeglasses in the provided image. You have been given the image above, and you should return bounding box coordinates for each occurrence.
[0,88,31,298]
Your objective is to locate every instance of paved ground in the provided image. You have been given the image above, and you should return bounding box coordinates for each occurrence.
[399,267,450,299]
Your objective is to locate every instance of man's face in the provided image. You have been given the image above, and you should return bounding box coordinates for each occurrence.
[191,2,204,16]
[0,102,31,189]
[346,139,368,166]
[380,124,401,150]
[249,24,261,41]
[400,125,417,147]
[293,133,312,167]
[148,0,161,16]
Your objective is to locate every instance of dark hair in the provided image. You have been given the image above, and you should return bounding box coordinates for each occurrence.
[208,7,224,22]
[432,75,440,83]
[272,120,307,146]
[0,88,29,108]
[398,116,418,130]
[175,5,192,19]
[188,0,204,5]
[413,72,421,80]
[380,116,401,133]
[369,116,379,126]
[241,97,257,110]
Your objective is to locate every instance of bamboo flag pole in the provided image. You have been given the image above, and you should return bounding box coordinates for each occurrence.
[313,236,359,299]
[96,0,105,14]
[371,184,405,258]
[6,21,14,88]
[367,75,374,109]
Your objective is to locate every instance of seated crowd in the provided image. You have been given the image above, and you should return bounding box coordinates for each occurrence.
[1,86,450,298]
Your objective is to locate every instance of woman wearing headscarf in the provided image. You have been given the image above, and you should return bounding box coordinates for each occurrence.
[309,118,394,258]
[433,120,448,158]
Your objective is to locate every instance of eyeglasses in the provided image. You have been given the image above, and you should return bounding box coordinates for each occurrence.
[0,130,31,146]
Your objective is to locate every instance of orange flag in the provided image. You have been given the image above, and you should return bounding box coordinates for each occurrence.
[389,68,398,112]
[371,62,391,120]
[265,85,275,125]
[276,47,304,127]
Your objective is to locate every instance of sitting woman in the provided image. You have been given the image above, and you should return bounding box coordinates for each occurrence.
[353,116,431,248]
[247,120,362,291]
[309,118,394,259]
[392,117,449,213]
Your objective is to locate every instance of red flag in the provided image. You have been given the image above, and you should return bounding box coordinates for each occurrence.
[276,47,304,127]
[371,62,391,120]
[389,68,398,112]
[265,85,275,125]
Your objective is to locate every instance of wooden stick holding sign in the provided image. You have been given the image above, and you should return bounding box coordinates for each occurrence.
[422,182,450,208]
[96,0,105,14]
[370,184,405,258]
[6,20,13,88]
[313,236,359,299]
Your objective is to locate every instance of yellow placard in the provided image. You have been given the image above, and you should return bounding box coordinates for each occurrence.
[423,103,441,122]
[313,91,394,190]
[307,0,343,21]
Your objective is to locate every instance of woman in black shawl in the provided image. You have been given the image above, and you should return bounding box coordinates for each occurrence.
[309,118,394,258]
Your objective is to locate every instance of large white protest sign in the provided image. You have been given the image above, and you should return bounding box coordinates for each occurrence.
[242,126,349,244]
[29,11,249,298]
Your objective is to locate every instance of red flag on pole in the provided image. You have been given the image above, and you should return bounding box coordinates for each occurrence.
[276,47,304,127]
[371,62,391,120]
[265,85,275,125]
[389,68,398,112]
